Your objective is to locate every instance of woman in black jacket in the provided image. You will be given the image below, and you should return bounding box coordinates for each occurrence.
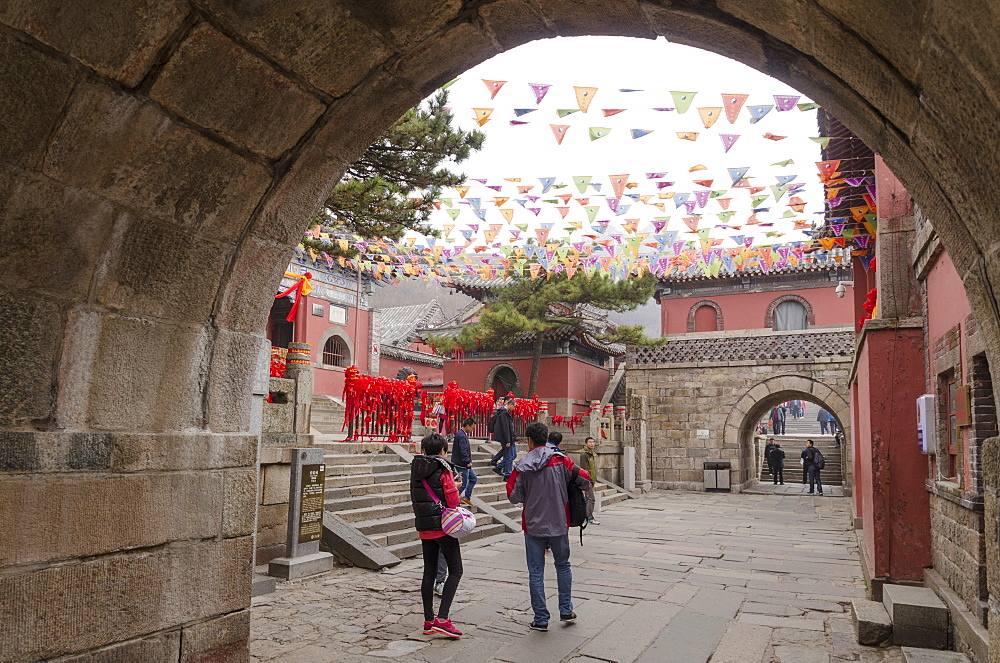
[410,433,464,638]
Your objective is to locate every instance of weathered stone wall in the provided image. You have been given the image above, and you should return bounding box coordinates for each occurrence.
[3,1,1000,660]
[626,328,853,491]
[929,490,987,621]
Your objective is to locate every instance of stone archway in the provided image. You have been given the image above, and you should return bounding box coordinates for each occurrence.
[485,362,522,398]
[724,374,851,490]
[4,3,1000,660]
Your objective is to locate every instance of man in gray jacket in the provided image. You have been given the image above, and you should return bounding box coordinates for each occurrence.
[506,422,591,631]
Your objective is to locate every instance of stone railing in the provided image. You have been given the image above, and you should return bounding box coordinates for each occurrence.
[628,326,855,364]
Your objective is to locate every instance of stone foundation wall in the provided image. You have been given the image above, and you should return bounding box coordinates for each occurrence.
[929,489,987,622]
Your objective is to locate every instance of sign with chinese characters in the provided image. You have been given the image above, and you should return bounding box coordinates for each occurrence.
[298,464,325,544]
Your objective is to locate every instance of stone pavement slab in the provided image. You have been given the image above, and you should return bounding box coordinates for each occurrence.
[250,490,904,662]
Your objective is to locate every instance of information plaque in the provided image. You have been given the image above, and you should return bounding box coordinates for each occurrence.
[298,463,325,544]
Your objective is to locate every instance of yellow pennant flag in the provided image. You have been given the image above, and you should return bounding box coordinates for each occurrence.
[574,86,598,112]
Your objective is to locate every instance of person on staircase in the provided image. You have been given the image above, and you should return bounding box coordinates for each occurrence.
[763,438,777,477]
[801,439,824,495]
[770,405,786,435]
[451,418,477,507]
[409,433,464,638]
[579,436,600,525]
[768,443,785,485]
[490,398,518,479]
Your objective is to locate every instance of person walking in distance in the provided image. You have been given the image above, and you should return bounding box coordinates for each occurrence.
[817,408,833,435]
[770,405,786,435]
[488,397,508,472]
[763,438,776,477]
[507,422,591,631]
[492,398,518,479]
[801,439,824,495]
[579,436,600,525]
[409,433,464,638]
[451,418,477,507]
[768,443,785,485]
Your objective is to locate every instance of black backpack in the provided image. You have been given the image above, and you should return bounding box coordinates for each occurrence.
[566,466,589,545]
[812,449,826,470]
[487,409,499,435]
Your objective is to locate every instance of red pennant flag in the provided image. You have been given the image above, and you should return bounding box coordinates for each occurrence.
[722,93,749,123]
[602,109,626,117]
[483,79,507,99]
[550,124,570,145]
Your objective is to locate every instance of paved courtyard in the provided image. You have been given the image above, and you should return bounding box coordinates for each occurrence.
[251,491,903,662]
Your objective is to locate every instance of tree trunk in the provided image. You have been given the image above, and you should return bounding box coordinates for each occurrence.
[527,333,544,396]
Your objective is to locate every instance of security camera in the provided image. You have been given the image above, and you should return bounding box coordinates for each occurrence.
[835,280,854,298]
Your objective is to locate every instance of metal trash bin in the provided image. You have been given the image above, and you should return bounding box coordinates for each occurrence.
[703,461,732,492]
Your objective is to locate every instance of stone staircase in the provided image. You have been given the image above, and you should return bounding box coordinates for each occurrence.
[761,434,844,485]
[319,442,630,559]
[311,395,345,435]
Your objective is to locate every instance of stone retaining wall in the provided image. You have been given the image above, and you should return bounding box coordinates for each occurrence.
[928,489,987,625]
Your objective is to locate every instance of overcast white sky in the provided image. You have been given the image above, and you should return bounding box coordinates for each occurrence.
[413,36,824,252]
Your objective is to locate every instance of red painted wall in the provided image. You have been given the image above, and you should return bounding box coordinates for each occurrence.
[293,293,371,399]
[660,285,854,335]
[443,356,610,402]
[852,326,931,581]
[924,250,974,485]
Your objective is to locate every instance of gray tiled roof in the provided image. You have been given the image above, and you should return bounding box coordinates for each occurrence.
[377,301,445,346]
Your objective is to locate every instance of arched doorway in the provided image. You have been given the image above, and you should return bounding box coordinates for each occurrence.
[485,363,522,398]
[4,5,1000,660]
[724,375,851,492]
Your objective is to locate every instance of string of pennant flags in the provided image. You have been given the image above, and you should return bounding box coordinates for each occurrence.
[450,78,831,151]
[292,78,878,282]
[300,161,877,283]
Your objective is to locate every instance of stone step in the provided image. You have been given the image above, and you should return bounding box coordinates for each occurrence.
[883,584,950,650]
[386,521,510,559]
[851,598,892,646]
[900,648,970,663]
[325,473,377,490]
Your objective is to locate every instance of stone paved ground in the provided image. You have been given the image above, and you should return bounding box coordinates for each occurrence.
[250,491,903,663]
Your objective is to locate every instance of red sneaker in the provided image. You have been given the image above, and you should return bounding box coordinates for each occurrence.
[423,620,435,635]
[430,618,462,638]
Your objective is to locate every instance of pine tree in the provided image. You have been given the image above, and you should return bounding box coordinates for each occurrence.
[429,272,659,395]
[303,90,484,256]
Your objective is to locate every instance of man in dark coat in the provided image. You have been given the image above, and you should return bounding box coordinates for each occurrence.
[763,438,776,476]
[768,443,785,485]
[491,398,517,479]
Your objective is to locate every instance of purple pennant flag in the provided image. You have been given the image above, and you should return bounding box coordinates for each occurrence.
[855,234,872,248]
[744,236,754,247]
[528,208,541,216]
[866,184,877,198]
[827,197,843,208]
[652,107,675,111]
[652,219,668,232]
[526,195,540,202]
[788,183,806,192]
[831,224,845,236]
[466,224,479,232]
[509,230,522,240]
[656,181,676,189]
[683,201,697,214]
[774,94,800,111]
[606,198,620,212]
[646,172,667,179]
[671,241,685,255]
[693,190,710,207]
[471,179,487,184]
[486,185,502,191]
[845,177,866,186]
[720,134,740,152]
[509,120,529,126]
[774,259,788,270]
[777,247,790,259]
[529,83,551,105]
